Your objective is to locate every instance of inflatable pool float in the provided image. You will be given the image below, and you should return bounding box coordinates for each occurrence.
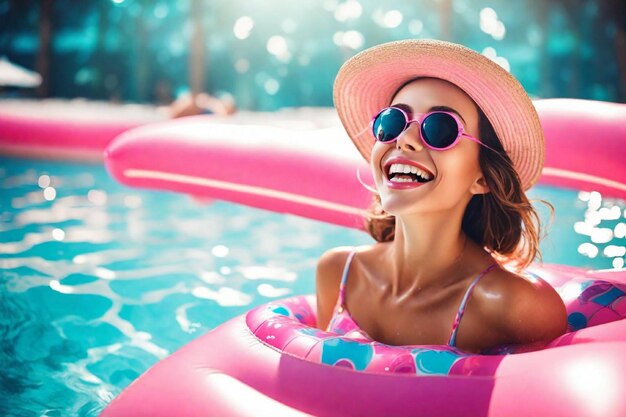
[106,116,368,228]
[105,99,626,229]
[0,100,340,162]
[0,99,166,161]
[534,99,626,199]
[102,266,626,417]
[101,99,626,416]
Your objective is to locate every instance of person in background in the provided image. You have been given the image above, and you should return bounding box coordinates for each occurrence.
[167,91,236,118]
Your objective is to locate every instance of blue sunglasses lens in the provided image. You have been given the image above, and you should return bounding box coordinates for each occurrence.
[421,112,458,149]
[373,108,406,142]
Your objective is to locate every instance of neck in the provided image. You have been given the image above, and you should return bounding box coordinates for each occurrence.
[386,209,470,296]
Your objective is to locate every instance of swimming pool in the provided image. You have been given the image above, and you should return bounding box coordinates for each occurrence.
[1,156,624,417]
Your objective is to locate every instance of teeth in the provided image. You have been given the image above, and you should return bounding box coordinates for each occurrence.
[388,163,432,180]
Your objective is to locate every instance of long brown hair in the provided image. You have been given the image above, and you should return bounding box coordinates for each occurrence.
[364,106,552,270]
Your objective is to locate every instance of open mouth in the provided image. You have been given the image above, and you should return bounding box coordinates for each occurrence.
[385,163,434,184]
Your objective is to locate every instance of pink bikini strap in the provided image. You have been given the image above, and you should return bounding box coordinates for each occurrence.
[338,250,358,306]
[447,263,498,347]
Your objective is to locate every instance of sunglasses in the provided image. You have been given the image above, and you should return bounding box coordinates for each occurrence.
[371,106,497,152]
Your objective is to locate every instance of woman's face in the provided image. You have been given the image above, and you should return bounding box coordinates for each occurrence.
[370,78,488,217]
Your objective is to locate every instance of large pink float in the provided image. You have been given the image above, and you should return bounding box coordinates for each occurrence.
[535,99,626,199]
[0,99,164,161]
[105,99,626,229]
[101,99,626,416]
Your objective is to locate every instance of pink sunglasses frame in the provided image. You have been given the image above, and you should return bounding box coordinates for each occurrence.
[371,106,498,152]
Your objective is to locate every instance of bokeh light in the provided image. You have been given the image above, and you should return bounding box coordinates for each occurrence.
[234,16,254,40]
[574,191,625,268]
[334,0,363,22]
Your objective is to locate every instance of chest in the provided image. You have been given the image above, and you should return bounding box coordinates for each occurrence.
[343,272,485,347]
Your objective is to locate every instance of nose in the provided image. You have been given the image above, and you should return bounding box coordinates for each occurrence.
[395,122,424,152]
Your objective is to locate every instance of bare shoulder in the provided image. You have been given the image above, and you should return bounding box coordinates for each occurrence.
[316,246,356,290]
[315,246,356,330]
[474,267,568,345]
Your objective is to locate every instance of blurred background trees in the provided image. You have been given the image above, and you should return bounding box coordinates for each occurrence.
[0,0,623,109]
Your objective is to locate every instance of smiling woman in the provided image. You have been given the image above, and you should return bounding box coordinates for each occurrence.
[325,40,563,353]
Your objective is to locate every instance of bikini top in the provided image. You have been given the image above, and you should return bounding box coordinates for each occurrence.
[325,249,498,347]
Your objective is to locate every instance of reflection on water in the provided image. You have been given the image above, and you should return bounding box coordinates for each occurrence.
[575,191,626,269]
[0,157,369,416]
[526,186,625,270]
[0,157,624,416]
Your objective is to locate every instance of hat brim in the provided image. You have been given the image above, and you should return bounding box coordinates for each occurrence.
[333,39,544,190]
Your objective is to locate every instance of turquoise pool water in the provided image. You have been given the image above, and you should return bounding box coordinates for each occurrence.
[1,156,624,417]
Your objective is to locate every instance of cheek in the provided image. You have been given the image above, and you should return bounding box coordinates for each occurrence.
[435,150,482,187]
[370,142,389,175]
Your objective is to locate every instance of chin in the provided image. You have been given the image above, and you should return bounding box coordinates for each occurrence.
[380,191,462,218]
[379,195,421,216]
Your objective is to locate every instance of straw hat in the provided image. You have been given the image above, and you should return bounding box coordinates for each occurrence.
[333,39,544,190]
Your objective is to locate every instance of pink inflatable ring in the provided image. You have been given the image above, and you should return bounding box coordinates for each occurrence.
[102,264,626,417]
